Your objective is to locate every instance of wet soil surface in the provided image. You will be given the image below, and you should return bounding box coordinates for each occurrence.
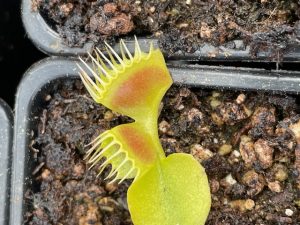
[35,0,300,58]
[26,79,300,224]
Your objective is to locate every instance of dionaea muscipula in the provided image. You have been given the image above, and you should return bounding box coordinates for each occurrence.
[77,38,211,225]
[77,38,172,182]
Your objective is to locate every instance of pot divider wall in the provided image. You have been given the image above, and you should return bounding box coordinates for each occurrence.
[22,0,300,62]
[0,99,13,225]
[10,57,300,224]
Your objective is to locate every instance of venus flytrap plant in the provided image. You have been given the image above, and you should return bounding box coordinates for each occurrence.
[78,38,211,225]
[78,38,171,180]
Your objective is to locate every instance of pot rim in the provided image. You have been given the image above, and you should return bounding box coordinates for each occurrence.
[0,99,13,225]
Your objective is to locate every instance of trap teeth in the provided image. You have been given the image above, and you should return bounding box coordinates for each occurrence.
[85,131,138,183]
[120,39,133,60]
[77,38,151,104]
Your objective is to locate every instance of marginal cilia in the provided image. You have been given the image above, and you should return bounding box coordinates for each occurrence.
[77,37,173,184]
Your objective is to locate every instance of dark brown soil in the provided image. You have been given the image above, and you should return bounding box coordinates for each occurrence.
[35,0,300,58]
[26,79,300,224]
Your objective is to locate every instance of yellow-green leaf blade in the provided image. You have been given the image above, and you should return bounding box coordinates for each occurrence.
[127,153,211,225]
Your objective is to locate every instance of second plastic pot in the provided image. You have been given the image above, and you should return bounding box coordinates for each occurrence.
[22,0,300,62]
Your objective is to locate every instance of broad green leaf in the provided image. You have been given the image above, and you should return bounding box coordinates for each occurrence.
[128,153,211,225]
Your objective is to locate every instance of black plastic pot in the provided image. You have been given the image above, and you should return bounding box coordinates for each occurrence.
[0,99,13,225]
[22,0,300,62]
[10,57,300,224]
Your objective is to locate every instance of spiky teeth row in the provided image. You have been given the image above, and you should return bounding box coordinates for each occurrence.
[77,38,172,120]
[77,37,150,103]
[85,130,138,184]
[85,122,166,183]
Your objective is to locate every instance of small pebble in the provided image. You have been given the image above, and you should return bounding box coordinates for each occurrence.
[285,209,294,216]
[209,179,220,193]
[105,182,118,193]
[179,88,191,97]
[242,170,265,196]
[224,173,237,186]
[59,3,74,16]
[287,141,294,150]
[103,3,117,15]
[176,104,185,110]
[210,99,221,108]
[45,95,52,101]
[240,135,256,168]
[218,144,232,156]
[187,108,203,122]
[191,144,214,162]
[178,23,189,28]
[159,120,172,135]
[148,16,154,23]
[230,199,255,212]
[81,113,88,120]
[104,111,114,120]
[211,112,224,126]
[228,150,241,164]
[223,198,228,205]
[254,139,274,169]
[268,181,282,193]
[236,94,246,104]
[232,150,241,157]
[213,138,218,144]
[244,199,255,210]
[273,164,288,182]
[41,169,51,180]
[149,6,156,13]
[73,163,85,177]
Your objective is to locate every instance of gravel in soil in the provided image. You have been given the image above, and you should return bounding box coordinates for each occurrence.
[35,0,300,58]
[26,79,300,224]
